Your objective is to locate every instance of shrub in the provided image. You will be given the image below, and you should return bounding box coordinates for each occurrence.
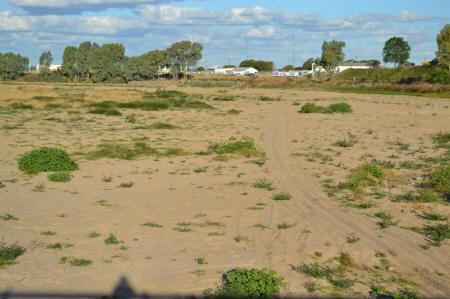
[48,172,71,182]
[340,162,384,191]
[0,243,25,267]
[88,108,122,116]
[375,212,399,229]
[272,192,291,201]
[329,102,352,113]
[300,103,332,114]
[423,166,449,195]
[422,212,448,221]
[394,191,440,203]
[423,223,449,247]
[208,138,263,157]
[253,178,275,190]
[334,132,358,147]
[205,268,283,298]
[18,147,77,174]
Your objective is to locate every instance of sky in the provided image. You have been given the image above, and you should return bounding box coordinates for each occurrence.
[0,0,449,68]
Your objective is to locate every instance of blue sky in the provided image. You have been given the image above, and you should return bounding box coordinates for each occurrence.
[0,0,449,68]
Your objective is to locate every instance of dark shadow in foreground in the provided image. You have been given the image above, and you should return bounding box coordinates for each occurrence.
[0,276,445,299]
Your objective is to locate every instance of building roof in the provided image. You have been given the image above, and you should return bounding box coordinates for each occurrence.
[232,67,257,72]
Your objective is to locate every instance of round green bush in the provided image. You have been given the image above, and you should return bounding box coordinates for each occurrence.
[329,102,353,113]
[205,268,283,298]
[18,147,77,174]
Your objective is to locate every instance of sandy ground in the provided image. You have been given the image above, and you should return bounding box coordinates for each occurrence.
[0,81,449,297]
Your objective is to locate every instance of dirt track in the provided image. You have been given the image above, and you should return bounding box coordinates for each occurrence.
[260,102,450,296]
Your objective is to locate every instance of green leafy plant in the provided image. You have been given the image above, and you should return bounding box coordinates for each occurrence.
[375,212,399,229]
[204,268,283,298]
[0,243,25,267]
[18,147,77,174]
[104,233,120,245]
[272,192,291,201]
[423,166,449,196]
[329,102,353,113]
[48,172,71,182]
[334,132,358,148]
[253,178,275,190]
[142,222,163,228]
[423,223,449,247]
[422,212,448,221]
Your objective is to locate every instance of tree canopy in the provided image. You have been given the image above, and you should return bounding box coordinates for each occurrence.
[436,24,450,71]
[39,51,53,76]
[382,37,410,66]
[321,40,346,73]
[239,59,274,72]
[0,52,29,80]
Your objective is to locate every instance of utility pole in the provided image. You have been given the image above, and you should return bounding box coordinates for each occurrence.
[292,35,296,68]
[246,39,249,60]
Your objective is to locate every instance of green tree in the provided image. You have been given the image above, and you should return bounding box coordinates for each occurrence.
[39,51,53,76]
[281,65,294,71]
[301,58,314,70]
[436,24,450,71]
[90,43,125,82]
[61,46,77,78]
[75,42,96,80]
[321,40,346,74]
[168,41,203,78]
[239,59,274,72]
[0,52,29,80]
[382,37,410,67]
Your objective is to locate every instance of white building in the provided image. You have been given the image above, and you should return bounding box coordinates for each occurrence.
[213,67,235,75]
[229,67,258,76]
[336,62,373,73]
[36,64,61,72]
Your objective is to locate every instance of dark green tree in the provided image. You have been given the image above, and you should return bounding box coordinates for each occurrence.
[61,46,77,78]
[301,58,315,70]
[281,65,294,71]
[436,24,450,71]
[39,51,53,76]
[239,59,274,72]
[321,40,346,74]
[75,42,96,80]
[90,43,125,82]
[168,41,203,78]
[382,37,411,66]
[0,52,29,80]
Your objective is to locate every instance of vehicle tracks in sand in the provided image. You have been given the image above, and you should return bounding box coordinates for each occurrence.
[251,102,450,296]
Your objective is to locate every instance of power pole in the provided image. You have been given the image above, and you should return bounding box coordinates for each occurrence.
[292,35,296,68]
[246,39,249,60]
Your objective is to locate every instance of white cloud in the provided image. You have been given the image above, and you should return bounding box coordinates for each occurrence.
[245,26,275,38]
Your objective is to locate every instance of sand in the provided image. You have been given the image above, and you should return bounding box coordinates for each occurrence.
[0,81,449,297]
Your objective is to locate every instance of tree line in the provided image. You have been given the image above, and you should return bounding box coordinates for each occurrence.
[0,52,29,80]
[280,24,449,74]
[1,40,203,82]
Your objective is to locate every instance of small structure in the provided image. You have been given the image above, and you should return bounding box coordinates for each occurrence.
[229,67,258,76]
[336,62,373,73]
[35,64,61,72]
[213,67,235,75]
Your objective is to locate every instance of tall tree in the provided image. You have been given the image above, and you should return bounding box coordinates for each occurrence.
[39,51,53,76]
[436,24,450,71]
[321,40,346,74]
[168,41,203,78]
[0,52,29,80]
[301,58,314,70]
[382,37,410,67]
[90,43,125,82]
[76,41,93,80]
[61,46,77,78]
